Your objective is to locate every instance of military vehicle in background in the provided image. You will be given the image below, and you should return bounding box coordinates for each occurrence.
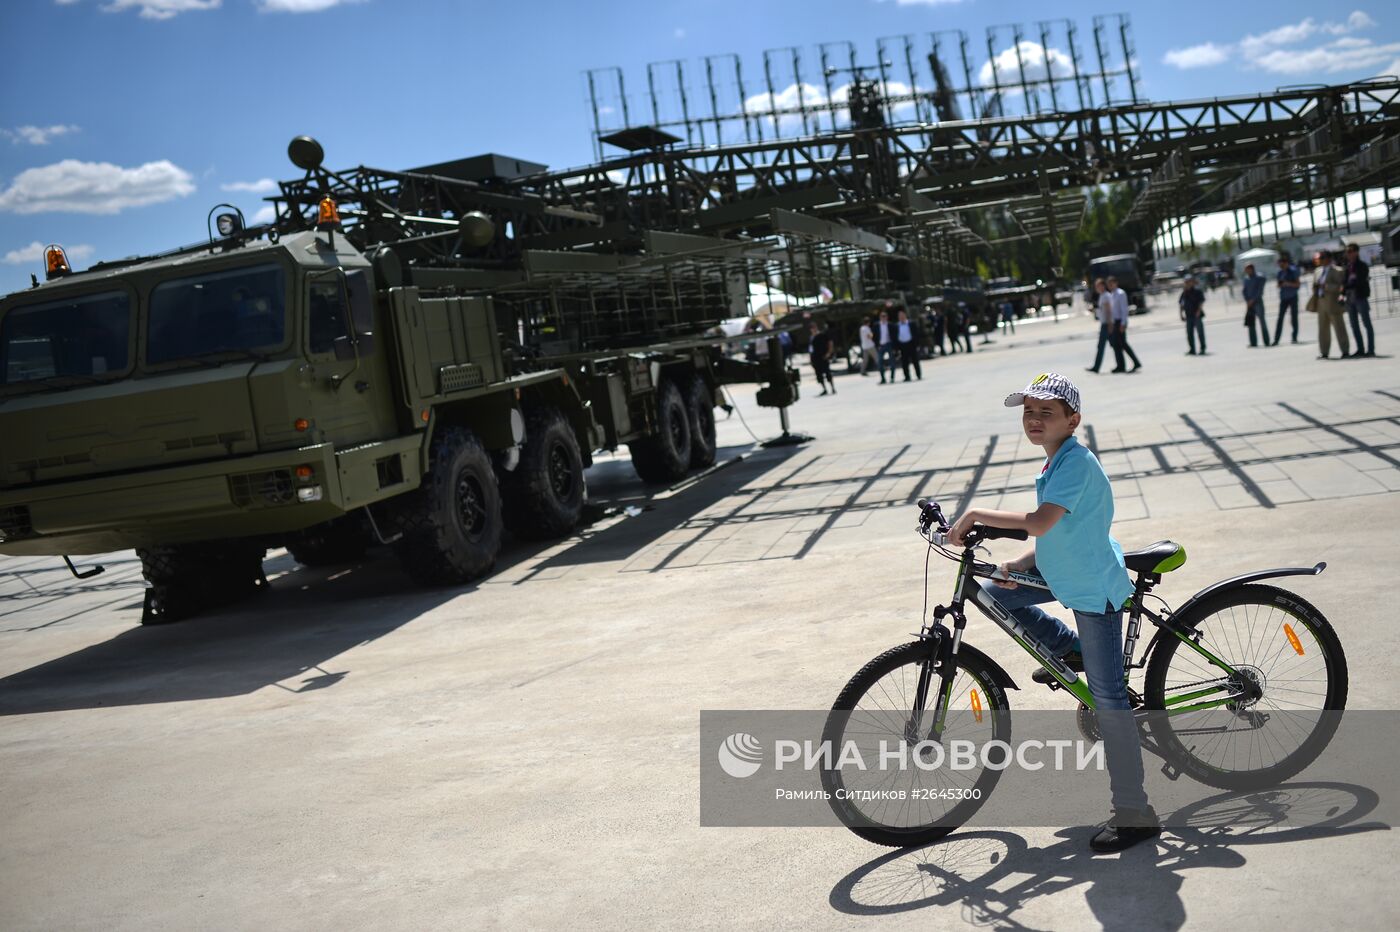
[1086,252,1148,313]
[0,136,803,623]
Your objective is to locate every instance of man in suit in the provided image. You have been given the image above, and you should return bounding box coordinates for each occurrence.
[1342,242,1375,357]
[873,308,897,383]
[894,307,923,381]
[1311,250,1350,359]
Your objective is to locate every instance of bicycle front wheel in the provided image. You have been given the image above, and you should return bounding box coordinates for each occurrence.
[1144,584,1348,790]
[821,641,1009,847]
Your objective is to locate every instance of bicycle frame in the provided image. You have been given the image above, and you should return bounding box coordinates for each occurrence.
[925,547,1256,718]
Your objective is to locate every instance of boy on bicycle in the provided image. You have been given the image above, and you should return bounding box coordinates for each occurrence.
[947,371,1159,853]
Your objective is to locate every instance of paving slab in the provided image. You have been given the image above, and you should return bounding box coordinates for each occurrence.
[1,302,1398,931]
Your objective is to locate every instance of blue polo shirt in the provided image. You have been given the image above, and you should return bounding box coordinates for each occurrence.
[1034,435,1134,613]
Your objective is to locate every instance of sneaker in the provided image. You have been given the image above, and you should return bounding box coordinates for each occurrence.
[818,389,828,396]
[1110,367,1127,373]
[1090,806,1162,853]
[1130,363,1142,372]
[1031,649,1084,685]
[1085,367,1100,373]
[1186,350,1196,356]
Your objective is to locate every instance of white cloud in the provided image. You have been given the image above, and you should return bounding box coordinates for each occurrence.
[1163,43,1231,69]
[221,178,277,193]
[252,205,276,224]
[100,0,221,19]
[1249,39,1400,75]
[1382,56,1400,77]
[0,159,195,214]
[256,0,366,12]
[979,41,1076,87]
[4,124,81,146]
[1165,10,1391,75]
[3,241,94,265]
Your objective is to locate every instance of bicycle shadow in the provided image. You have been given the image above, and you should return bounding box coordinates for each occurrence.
[828,782,1388,931]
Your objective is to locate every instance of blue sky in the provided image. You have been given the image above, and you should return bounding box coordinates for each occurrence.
[2,0,1398,294]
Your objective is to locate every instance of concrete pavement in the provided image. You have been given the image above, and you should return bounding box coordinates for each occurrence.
[1,294,1397,930]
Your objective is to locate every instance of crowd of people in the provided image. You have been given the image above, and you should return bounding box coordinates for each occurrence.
[1173,244,1377,359]
[794,242,1381,393]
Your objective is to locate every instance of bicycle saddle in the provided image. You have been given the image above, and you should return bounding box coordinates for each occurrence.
[1123,540,1186,575]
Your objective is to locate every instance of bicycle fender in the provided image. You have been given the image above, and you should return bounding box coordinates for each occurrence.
[1170,563,1326,623]
[953,642,1020,691]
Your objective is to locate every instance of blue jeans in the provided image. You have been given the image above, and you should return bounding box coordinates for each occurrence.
[1274,293,1299,343]
[876,344,895,380]
[1347,296,1374,355]
[1089,323,1111,370]
[981,581,1150,812]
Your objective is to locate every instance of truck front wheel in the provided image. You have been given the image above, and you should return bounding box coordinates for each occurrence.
[137,540,267,625]
[502,407,586,540]
[391,426,503,586]
[628,379,692,484]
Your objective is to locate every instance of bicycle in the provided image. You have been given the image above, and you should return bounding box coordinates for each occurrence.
[821,498,1348,847]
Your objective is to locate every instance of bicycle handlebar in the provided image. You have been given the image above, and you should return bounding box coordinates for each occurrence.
[917,499,1028,546]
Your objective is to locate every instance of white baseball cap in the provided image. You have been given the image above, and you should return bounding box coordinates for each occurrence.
[1004,371,1082,413]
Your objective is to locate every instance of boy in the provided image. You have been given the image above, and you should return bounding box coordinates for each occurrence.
[948,372,1159,853]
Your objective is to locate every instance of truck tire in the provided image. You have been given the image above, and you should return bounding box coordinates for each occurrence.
[684,377,718,469]
[137,540,268,625]
[286,513,372,567]
[628,378,692,484]
[391,426,503,585]
[502,407,586,540]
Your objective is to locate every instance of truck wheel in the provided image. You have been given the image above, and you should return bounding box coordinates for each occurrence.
[629,378,692,484]
[286,513,373,567]
[684,377,718,469]
[137,540,267,625]
[391,426,503,585]
[502,407,586,540]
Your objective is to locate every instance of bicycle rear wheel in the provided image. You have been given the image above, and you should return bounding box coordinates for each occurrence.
[821,641,1009,847]
[1144,584,1347,790]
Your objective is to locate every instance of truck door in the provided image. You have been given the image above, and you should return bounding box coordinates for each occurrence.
[302,269,395,445]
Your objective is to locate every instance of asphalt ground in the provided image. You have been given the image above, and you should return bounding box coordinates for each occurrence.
[1,288,1398,930]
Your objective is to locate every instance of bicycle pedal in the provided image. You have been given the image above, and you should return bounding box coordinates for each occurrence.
[1160,761,1183,782]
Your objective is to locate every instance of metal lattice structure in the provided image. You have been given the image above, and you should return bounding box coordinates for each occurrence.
[265,15,1400,357]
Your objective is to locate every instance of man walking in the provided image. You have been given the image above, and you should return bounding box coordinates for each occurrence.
[874,308,897,383]
[1180,277,1207,355]
[1106,276,1141,372]
[857,316,878,376]
[894,307,923,382]
[1086,278,1113,373]
[1241,263,1271,347]
[1274,254,1301,345]
[1311,250,1350,360]
[807,320,836,395]
[1343,243,1375,357]
[925,299,948,356]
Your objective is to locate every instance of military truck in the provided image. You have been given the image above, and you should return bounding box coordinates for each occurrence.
[0,137,800,623]
[1086,253,1148,313]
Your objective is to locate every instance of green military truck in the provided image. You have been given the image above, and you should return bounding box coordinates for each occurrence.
[0,138,799,623]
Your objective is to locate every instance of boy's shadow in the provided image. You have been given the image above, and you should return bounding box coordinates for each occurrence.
[828,782,1388,931]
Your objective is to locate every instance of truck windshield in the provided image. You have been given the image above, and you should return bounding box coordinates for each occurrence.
[1,290,131,385]
[147,263,286,364]
[1090,258,1138,283]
